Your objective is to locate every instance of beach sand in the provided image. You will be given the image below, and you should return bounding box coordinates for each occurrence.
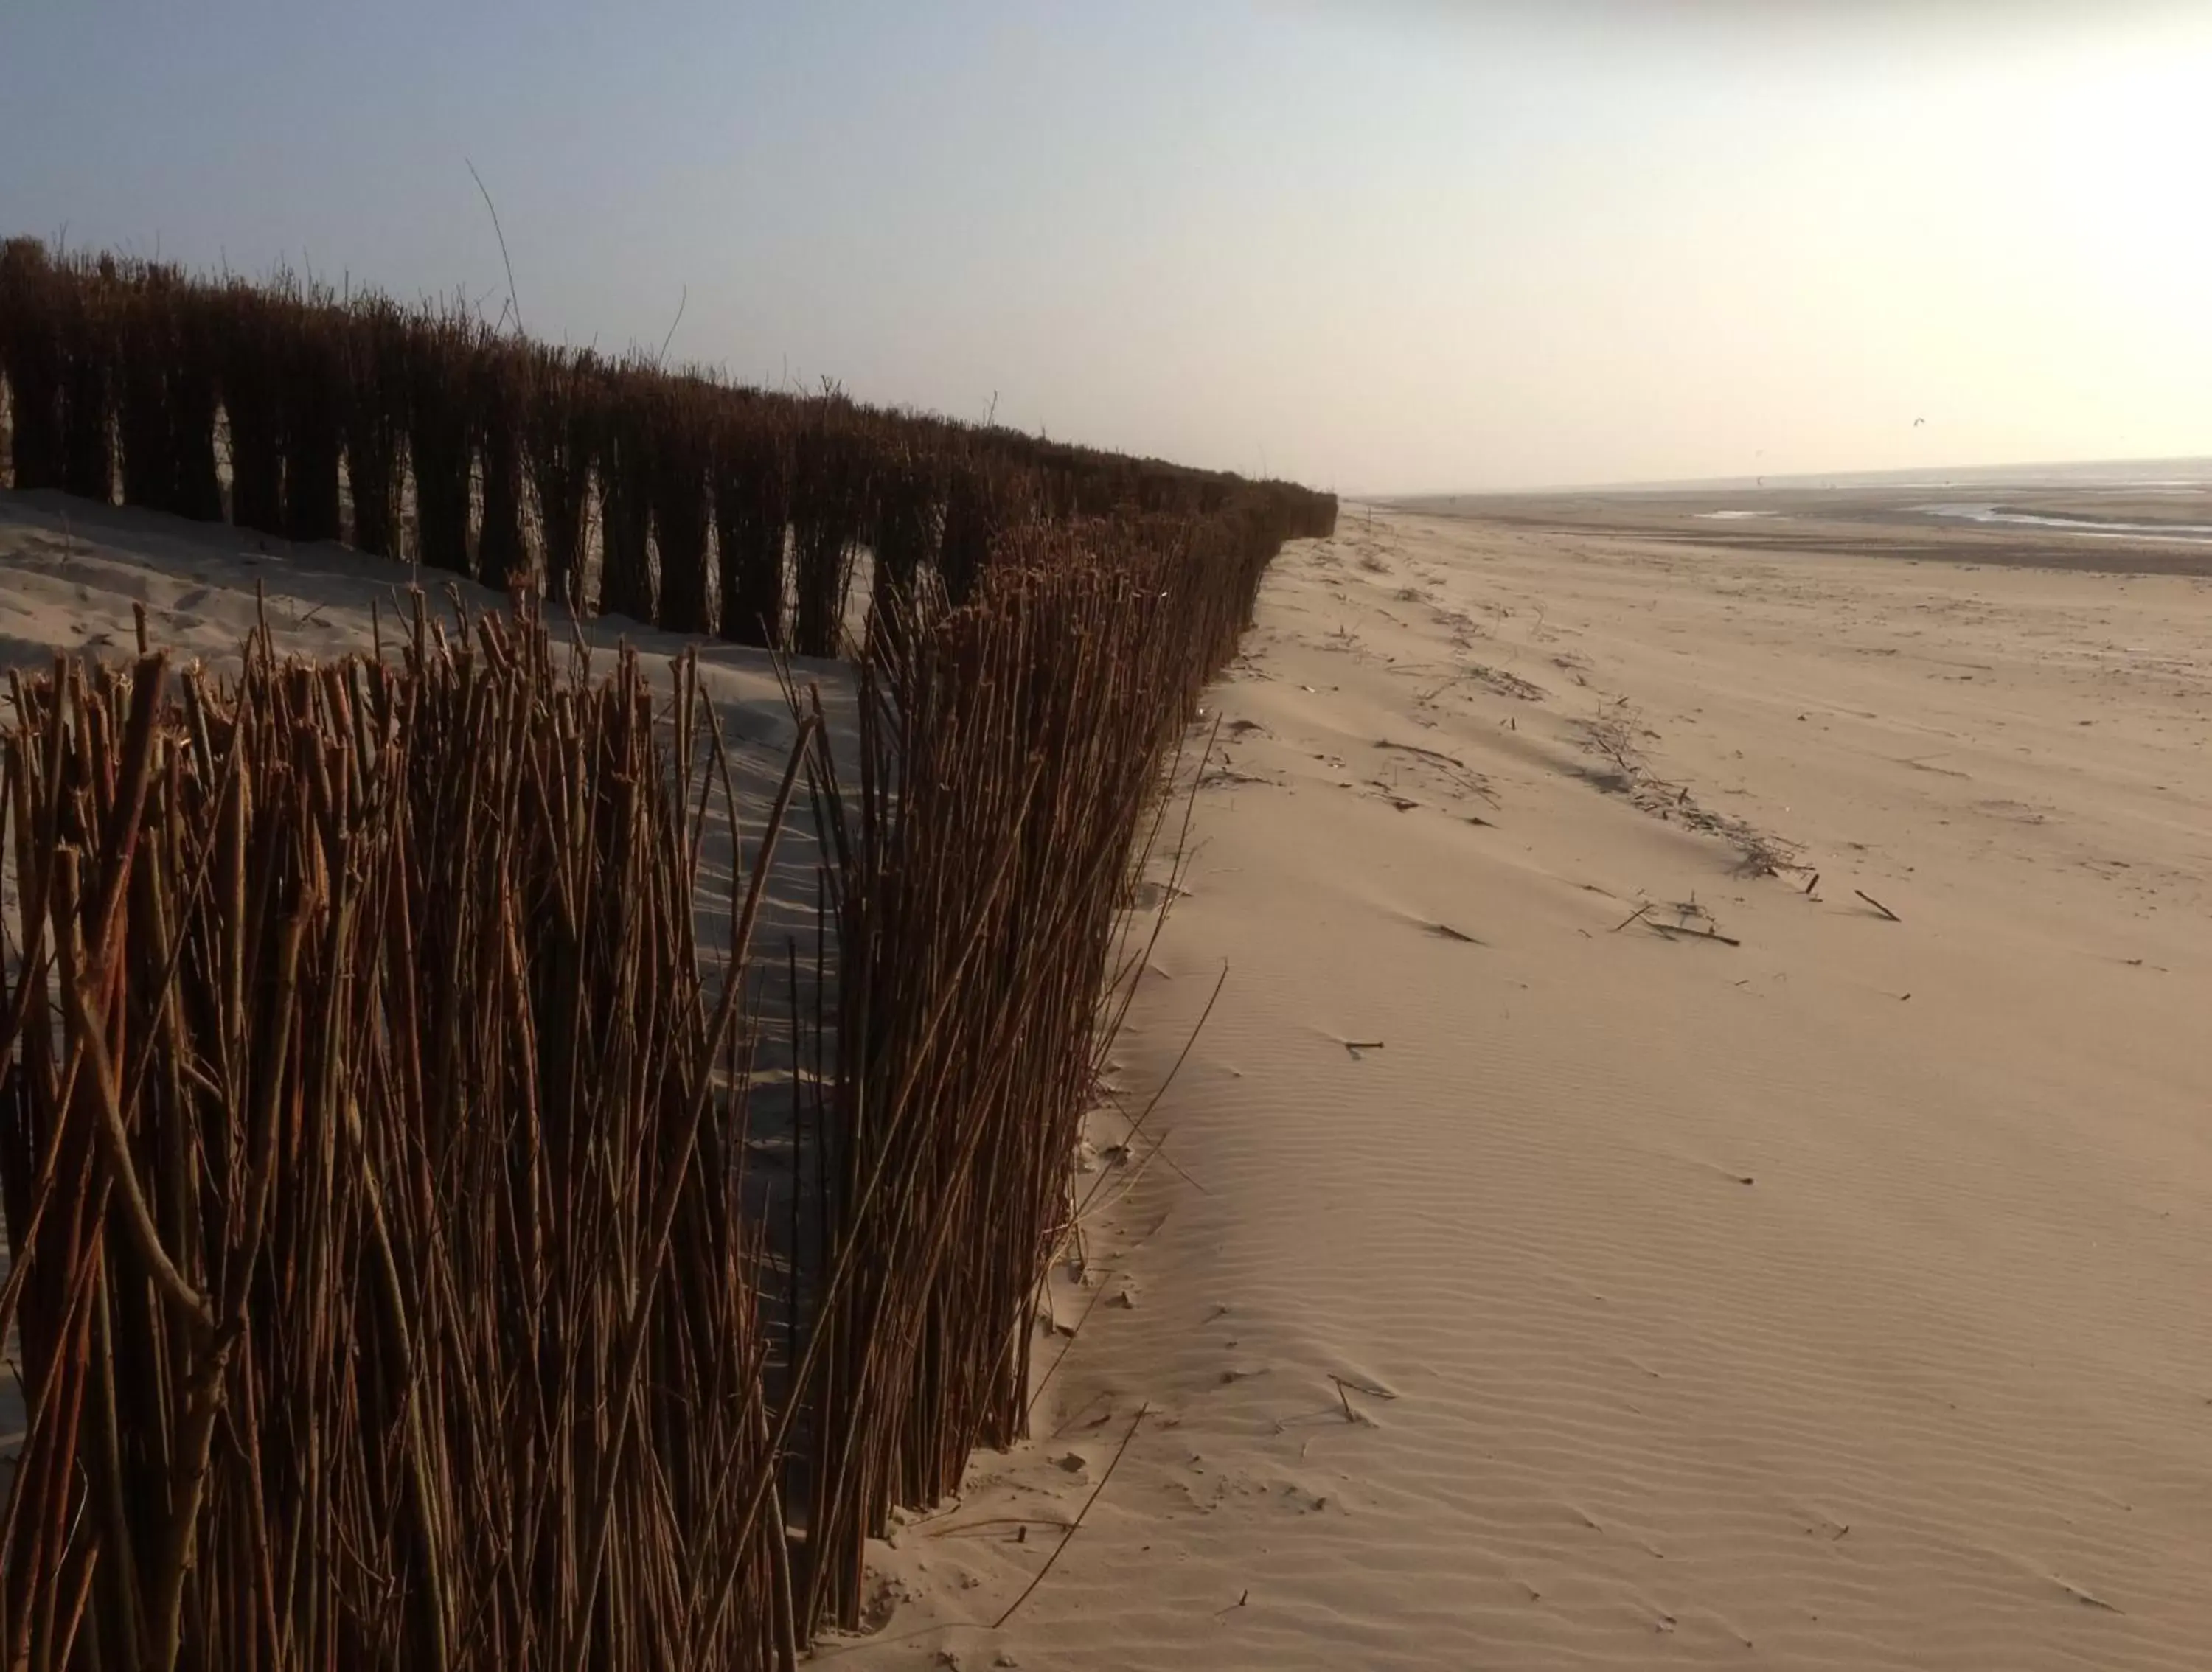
[839,501,2212,1669]
[7,489,2210,1669]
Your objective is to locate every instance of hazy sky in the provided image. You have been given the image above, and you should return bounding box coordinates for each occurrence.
[5,2,2211,493]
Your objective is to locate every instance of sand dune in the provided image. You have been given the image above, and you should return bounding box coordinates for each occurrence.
[843,506,2212,1669]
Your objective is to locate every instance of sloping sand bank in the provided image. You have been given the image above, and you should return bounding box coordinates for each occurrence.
[849,508,2212,1669]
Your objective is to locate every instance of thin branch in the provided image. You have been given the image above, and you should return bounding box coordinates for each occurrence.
[466,156,524,335]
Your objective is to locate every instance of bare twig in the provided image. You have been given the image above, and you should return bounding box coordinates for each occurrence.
[466,156,523,335]
[992,1404,1149,1629]
[1855,889,1902,922]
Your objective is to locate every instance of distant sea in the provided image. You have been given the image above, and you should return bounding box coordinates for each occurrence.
[1592,456,2212,495]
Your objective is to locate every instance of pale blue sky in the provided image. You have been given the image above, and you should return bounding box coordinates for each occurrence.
[5,2,2210,492]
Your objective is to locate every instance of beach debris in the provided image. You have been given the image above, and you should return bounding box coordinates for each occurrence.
[1329,1373,1398,1424]
[2053,1576,2123,1614]
[1428,922,1483,944]
[1615,896,1742,947]
[1377,735,1491,787]
[1648,920,1742,947]
[1343,1039,1385,1056]
[1855,888,1903,922]
[1201,765,1277,788]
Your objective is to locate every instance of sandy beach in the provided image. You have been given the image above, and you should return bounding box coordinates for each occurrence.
[6,487,2210,1668]
[835,497,2212,1669]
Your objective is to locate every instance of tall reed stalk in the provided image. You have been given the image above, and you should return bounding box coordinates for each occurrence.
[0,607,807,1671]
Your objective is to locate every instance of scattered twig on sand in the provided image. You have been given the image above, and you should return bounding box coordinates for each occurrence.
[925,1516,1074,1541]
[1377,736,1483,774]
[1855,888,1902,922]
[1648,921,1742,948]
[993,1404,1150,1629]
[1201,767,1278,789]
[1428,922,1482,944]
[1374,737,1495,803]
[1577,703,1799,877]
[1329,1373,1397,1418]
[1343,1039,1385,1055]
[1803,871,1820,896]
[1613,896,1741,947]
[1213,1589,1252,1619]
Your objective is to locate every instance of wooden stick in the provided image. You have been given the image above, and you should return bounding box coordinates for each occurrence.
[993,1404,1148,1629]
[1855,889,1902,922]
[1647,921,1742,948]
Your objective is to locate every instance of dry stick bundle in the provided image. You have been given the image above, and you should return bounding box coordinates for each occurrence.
[167,282,227,525]
[0,237,67,490]
[789,412,869,659]
[712,404,792,649]
[598,369,657,622]
[113,260,186,515]
[215,274,289,536]
[526,344,598,612]
[344,296,412,558]
[407,300,479,575]
[279,279,346,544]
[0,607,801,1671]
[55,254,119,505]
[475,338,530,589]
[865,445,942,663]
[650,383,715,635]
[935,457,1001,608]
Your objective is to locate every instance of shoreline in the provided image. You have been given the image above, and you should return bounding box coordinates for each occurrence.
[1388,485,2212,578]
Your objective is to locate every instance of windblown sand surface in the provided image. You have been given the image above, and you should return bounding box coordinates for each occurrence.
[844,504,2212,1669]
[8,490,2210,1668]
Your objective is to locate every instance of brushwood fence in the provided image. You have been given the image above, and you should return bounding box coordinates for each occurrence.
[0,237,1337,638]
[0,234,1334,1668]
